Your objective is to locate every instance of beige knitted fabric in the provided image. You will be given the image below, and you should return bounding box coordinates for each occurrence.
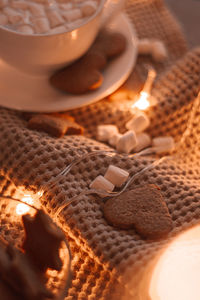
[0,0,200,299]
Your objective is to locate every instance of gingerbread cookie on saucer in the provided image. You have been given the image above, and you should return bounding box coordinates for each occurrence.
[50,30,127,94]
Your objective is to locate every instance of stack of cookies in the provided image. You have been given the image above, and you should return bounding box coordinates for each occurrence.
[50,30,127,94]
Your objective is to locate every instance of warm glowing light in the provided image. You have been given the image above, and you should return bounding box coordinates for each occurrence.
[132,92,150,110]
[16,194,34,215]
[149,225,200,300]
[37,190,43,197]
[71,30,78,40]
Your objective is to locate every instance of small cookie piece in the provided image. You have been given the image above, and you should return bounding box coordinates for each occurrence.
[50,63,103,94]
[48,112,74,122]
[22,210,65,272]
[28,114,83,137]
[28,114,68,137]
[65,119,84,135]
[103,184,172,240]
[93,30,127,59]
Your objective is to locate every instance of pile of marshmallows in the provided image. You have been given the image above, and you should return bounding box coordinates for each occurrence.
[97,109,175,155]
[92,111,174,193]
[0,0,99,34]
[90,38,171,193]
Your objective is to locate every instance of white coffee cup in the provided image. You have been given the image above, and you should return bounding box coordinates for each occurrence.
[0,0,124,75]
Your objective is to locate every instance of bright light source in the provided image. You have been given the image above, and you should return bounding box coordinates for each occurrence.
[132,92,150,111]
[71,30,78,40]
[37,190,43,197]
[16,194,34,215]
[149,225,200,300]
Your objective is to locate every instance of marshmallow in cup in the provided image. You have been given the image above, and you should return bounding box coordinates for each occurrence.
[0,0,125,75]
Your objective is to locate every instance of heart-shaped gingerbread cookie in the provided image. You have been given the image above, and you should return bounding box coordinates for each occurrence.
[103,184,173,240]
[50,30,127,94]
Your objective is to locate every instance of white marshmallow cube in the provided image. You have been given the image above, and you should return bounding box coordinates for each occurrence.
[138,38,153,55]
[62,8,82,22]
[138,38,168,62]
[0,12,8,25]
[104,165,129,187]
[0,0,7,9]
[21,11,31,24]
[152,136,175,153]
[65,19,83,30]
[90,175,114,193]
[134,133,151,152]
[32,0,51,3]
[152,40,168,62]
[97,125,118,142]
[32,17,50,33]
[67,18,83,30]
[81,1,97,17]
[11,0,28,9]
[74,0,86,3]
[108,133,122,147]
[59,3,73,10]
[49,25,66,34]
[3,7,24,24]
[28,3,45,17]
[46,9,64,27]
[117,130,137,154]
[17,24,34,34]
[126,112,150,133]
[44,0,58,8]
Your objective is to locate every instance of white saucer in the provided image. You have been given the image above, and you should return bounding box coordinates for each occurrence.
[0,13,138,112]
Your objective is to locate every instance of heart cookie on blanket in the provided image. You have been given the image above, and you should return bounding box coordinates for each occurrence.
[103,184,173,240]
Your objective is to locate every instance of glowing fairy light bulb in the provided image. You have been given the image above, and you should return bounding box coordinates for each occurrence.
[132,91,150,110]
[132,65,157,111]
[16,194,34,215]
[37,190,43,198]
